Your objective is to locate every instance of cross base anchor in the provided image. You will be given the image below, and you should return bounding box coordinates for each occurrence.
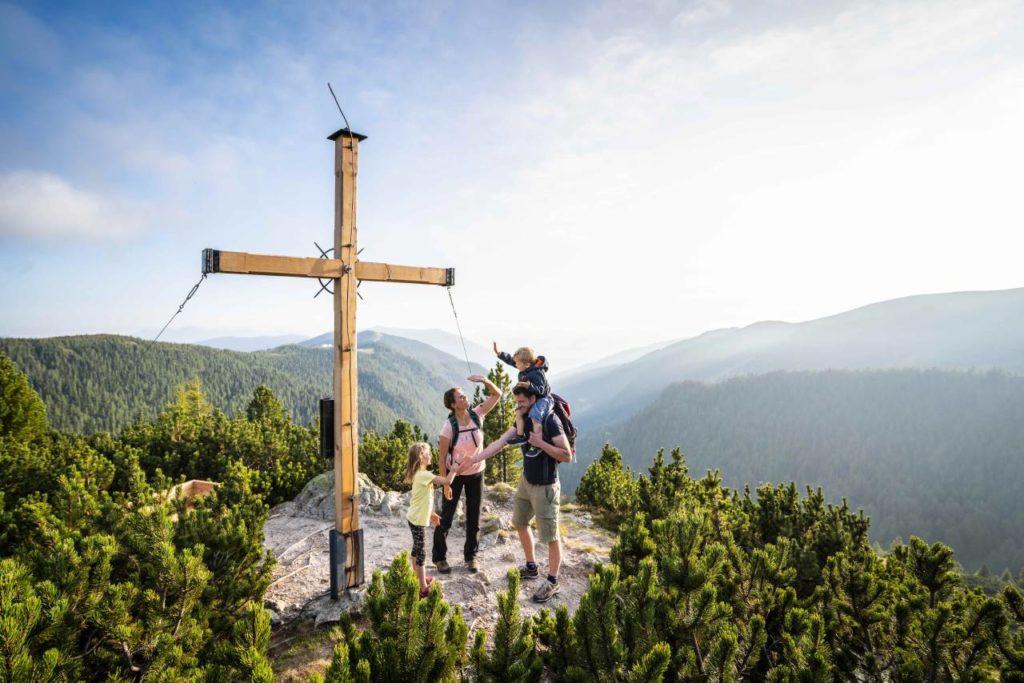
[329,528,365,598]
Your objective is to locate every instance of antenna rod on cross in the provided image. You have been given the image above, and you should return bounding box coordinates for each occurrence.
[200,127,455,596]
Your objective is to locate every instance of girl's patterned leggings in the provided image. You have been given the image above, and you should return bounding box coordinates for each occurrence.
[409,522,426,567]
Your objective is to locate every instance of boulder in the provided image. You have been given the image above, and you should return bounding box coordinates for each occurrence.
[291,472,334,519]
[379,491,404,516]
[358,473,385,508]
[288,471,388,519]
[479,513,508,536]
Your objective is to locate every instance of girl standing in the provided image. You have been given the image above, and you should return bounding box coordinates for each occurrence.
[405,442,458,597]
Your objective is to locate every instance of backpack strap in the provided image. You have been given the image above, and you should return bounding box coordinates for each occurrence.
[447,413,459,459]
[447,410,483,462]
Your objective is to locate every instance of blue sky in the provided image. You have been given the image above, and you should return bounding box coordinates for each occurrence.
[2,0,1023,368]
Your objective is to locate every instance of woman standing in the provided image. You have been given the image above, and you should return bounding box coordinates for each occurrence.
[432,374,502,573]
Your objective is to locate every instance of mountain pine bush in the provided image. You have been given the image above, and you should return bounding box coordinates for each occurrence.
[316,552,469,683]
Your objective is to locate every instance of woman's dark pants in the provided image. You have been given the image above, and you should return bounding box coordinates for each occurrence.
[432,472,483,563]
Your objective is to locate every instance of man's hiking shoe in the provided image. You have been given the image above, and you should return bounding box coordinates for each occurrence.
[519,564,539,580]
[532,580,560,603]
[506,435,528,446]
[466,558,479,573]
[435,560,452,574]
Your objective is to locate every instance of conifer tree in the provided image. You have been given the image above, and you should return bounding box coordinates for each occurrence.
[325,552,469,682]
[246,384,287,423]
[0,557,62,682]
[575,444,638,522]
[471,569,542,683]
[0,353,47,442]
[473,361,519,484]
[535,563,671,682]
[358,420,433,492]
[206,601,275,682]
[994,586,1024,679]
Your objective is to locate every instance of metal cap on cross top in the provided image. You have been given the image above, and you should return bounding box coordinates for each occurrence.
[327,127,368,141]
[199,127,454,597]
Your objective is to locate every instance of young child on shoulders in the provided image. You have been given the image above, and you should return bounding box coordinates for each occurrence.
[404,442,458,598]
[493,342,552,451]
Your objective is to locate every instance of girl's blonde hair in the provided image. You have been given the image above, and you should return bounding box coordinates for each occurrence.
[403,442,432,484]
[513,346,536,364]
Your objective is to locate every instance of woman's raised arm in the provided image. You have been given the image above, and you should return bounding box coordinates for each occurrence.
[468,374,502,417]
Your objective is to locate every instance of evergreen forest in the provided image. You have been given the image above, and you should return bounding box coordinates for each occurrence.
[0,333,479,435]
[4,351,1024,680]
[571,369,1024,574]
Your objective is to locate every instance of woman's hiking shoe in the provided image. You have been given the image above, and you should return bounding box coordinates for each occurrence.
[435,560,452,574]
[532,580,560,603]
[519,564,539,580]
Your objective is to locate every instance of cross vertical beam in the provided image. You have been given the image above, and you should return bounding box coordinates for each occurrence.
[199,126,454,596]
[331,127,365,589]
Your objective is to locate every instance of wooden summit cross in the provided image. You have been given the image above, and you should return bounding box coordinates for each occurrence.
[200,128,454,596]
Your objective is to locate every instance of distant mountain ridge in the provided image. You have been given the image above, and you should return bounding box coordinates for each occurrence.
[302,327,492,368]
[0,332,484,435]
[197,334,306,352]
[561,287,1024,425]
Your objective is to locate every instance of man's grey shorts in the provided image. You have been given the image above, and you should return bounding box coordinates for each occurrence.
[512,478,560,543]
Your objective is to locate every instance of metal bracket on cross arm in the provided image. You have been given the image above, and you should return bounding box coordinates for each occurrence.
[445,268,455,287]
[202,248,221,274]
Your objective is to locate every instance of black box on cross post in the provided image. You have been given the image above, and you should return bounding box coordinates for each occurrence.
[319,398,334,459]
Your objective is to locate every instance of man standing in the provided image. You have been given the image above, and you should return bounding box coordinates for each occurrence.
[466,385,573,602]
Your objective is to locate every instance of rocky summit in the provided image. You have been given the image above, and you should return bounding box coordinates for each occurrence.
[262,472,615,632]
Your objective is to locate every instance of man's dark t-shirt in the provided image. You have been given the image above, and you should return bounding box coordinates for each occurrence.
[521,413,564,486]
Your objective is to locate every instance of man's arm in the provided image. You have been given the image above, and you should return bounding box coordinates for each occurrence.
[527,431,572,463]
[465,427,517,465]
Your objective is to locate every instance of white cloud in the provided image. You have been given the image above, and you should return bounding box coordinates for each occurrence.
[0,171,143,240]
[674,0,731,29]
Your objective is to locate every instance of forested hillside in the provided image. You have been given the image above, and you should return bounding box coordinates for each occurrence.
[4,353,1024,680]
[572,369,1024,573]
[562,287,1024,424]
[0,332,483,435]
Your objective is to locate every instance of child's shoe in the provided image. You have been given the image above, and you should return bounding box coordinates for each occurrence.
[506,434,528,446]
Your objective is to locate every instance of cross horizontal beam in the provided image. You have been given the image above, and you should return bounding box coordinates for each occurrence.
[203,249,453,286]
[203,249,342,278]
[355,261,453,286]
